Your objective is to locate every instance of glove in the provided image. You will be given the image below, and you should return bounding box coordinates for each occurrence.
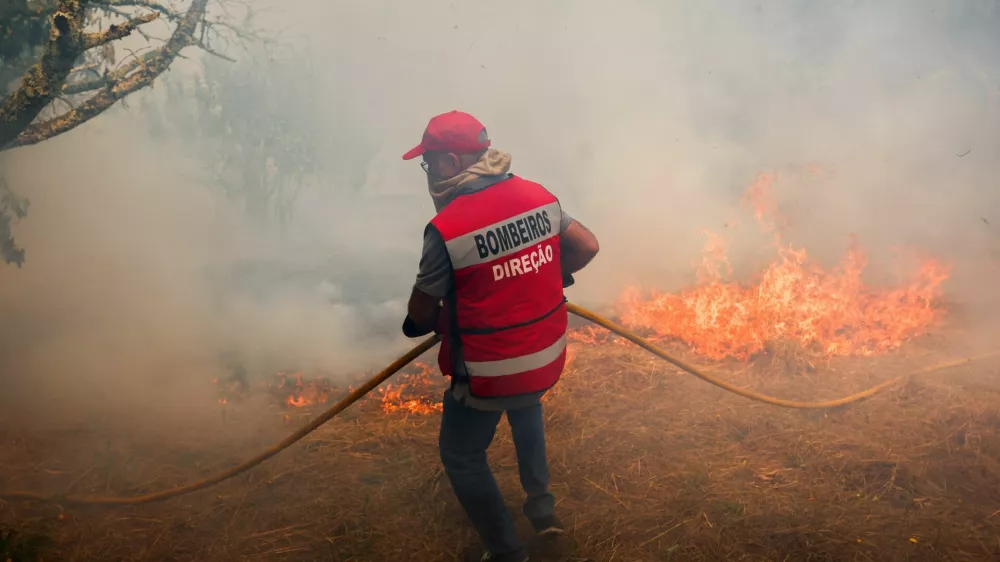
[402,315,432,338]
[562,273,576,288]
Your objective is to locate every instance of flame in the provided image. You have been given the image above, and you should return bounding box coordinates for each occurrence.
[262,362,445,415]
[376,361,444,415]
[279,371,332,408]
[615,172,950,362]
[217,171,947,414]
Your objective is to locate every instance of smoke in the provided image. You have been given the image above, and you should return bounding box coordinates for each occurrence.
[301,0,1000,301]
[1,0,999,418]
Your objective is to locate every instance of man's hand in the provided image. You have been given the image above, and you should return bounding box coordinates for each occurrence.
[405,285,442,337]
[402,315,433,337]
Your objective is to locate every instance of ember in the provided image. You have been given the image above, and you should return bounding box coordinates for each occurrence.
[615,173,950,361]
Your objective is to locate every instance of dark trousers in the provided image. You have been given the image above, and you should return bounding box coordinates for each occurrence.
[439,388,555,556]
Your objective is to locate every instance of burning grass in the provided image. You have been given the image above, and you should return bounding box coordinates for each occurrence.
[210,361,447,419]
[617,172,950,362]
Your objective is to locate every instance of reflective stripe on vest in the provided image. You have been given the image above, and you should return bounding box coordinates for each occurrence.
[443,201,561,270]
[429,175,568,398]
[465,334,567,377]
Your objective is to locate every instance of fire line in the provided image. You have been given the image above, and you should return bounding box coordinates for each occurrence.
[2,304,997,507]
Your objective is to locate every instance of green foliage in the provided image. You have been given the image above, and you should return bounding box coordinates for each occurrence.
[0,3,49,94]
[0,173,28,266]
[0,11,48,63]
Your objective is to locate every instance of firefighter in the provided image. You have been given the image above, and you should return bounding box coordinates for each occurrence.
[402,110,600,562]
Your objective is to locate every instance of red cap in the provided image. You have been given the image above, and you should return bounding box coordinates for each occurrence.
[402,110,491,160]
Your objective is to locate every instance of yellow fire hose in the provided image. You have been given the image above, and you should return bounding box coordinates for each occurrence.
[1,302,996,506]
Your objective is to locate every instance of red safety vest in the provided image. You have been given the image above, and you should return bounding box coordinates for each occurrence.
[429,175,568,398]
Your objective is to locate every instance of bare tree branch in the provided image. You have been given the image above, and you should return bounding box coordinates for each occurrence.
[4,0,209,150]
[198,40,236,62]
[0,0,89,148]
[60,39,160,95]
[82,11,159,50]
[92,0,173,17]
[60,56,132,96]
[69,61,102,77]
[61,73,108,96]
